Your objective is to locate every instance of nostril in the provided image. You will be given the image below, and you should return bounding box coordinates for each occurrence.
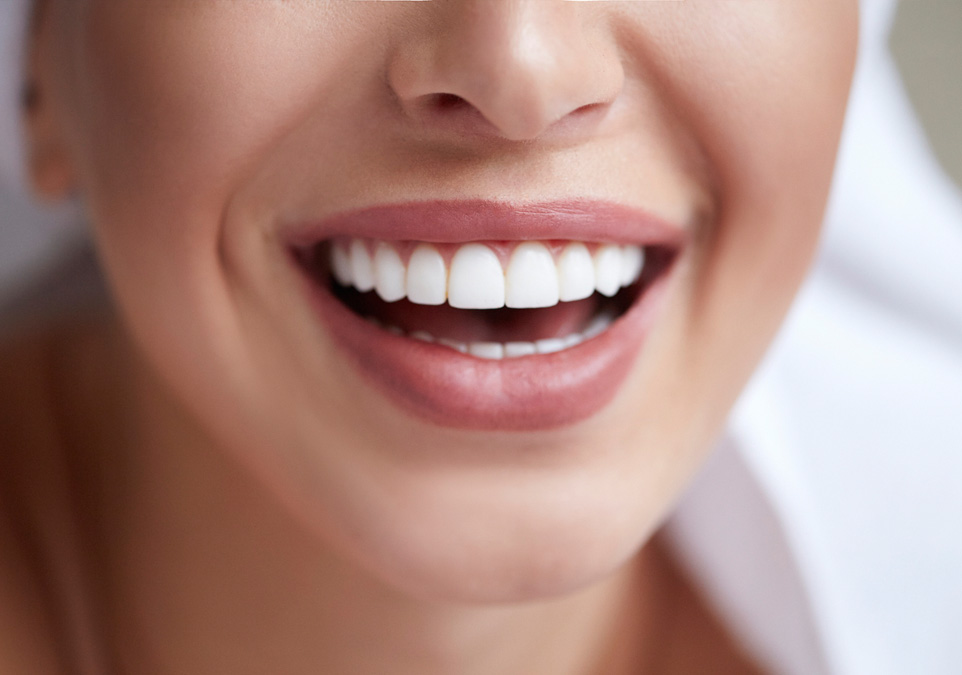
[402,87,613,143]
[411,92,499,135]
[433,93,471,111]
[573,102,603,116]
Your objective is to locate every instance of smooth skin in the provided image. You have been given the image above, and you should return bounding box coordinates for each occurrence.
[2,1,857,673]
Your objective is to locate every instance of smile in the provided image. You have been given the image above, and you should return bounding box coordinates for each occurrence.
[286,200,686,430]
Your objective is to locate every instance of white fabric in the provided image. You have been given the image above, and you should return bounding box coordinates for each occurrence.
[2,1,961,673]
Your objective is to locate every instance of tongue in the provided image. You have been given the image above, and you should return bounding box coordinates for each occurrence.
[342,291,600,343]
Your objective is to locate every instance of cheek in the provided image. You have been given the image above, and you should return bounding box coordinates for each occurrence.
[56,5,386,390]
[684,5,856,314]
[610,1,858,448]
[64,3,374,282]
[612,1,857,305]
[691,6,857,362]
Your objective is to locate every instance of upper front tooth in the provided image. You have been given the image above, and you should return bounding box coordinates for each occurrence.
[406,244,447,306]
[557,243,595,302]
[374,243,406,302]
[448,244,505,310]
[505,242,559,308]
[350,240,376,292]
[621,245,645,287]
[593,244,622,297]
[331,239,645,306]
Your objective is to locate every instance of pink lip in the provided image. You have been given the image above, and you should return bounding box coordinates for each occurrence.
[286,199,686,431]
[285,199,687,246]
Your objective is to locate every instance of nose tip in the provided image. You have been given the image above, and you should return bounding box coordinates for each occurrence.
[387,0,624,143]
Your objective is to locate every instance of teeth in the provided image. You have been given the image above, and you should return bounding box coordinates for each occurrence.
[331,242,353,286]
[468,342,506,360]
[505,242,560,308]
[621,245,645,287]
[410,330,434,343]
[504,341,538,358]
[448,244,505,310]
[557,243,595,302]
[329,240,646,306]
[583,313,615,339]
[534,337,566,354]
[349,240,376,292]
[374,243,406,302]
[366,313,615,360]
[406,244,447,306]
[438,338,468,354]
[593,244,623,297]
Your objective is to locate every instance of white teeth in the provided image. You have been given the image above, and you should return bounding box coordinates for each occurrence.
[593,244,623,297]
[350,240,376,292]
[366,316,614,360]
[448,244,506,310]
[438,338,468,353]
[557,243,595,302]
[374,243,406,302]
[505,242,560,308]
[331,242,353,286]
[468,342,505,360]
[534,337,567,354]
[621,245,645,287]
[582,313,614,339]
[504,341,538,358]
[330,239,648,306]
[406,244,447,306]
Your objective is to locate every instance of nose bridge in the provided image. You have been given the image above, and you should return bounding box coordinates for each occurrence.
[387,0,624,142]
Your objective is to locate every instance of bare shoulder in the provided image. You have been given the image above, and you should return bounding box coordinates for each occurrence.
[0,329,68,674]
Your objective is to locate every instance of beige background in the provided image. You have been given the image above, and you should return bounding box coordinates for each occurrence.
[892,1,962,189]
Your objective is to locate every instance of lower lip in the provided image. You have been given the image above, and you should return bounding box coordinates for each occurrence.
[296,271,673,432]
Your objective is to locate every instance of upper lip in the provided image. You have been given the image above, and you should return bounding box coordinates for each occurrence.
[283,199,689,248]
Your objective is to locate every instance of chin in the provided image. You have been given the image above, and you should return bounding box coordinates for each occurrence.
[314,464,655,604]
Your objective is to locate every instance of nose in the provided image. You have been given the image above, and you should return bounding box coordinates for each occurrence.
[387,0,625,143]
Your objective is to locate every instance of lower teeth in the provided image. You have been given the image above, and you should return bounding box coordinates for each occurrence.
[365,313,615,360]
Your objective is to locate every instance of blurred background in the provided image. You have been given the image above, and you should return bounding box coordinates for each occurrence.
[1,1,961,295]
[891,0,962,188]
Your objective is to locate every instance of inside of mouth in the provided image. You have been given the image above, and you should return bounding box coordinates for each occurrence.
[297,242,674,346]
[335,288,618,344]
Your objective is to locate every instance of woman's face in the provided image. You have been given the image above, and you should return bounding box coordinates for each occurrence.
[33,0,857,601]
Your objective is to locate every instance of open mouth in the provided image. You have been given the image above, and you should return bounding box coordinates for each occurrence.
[284,200,685,430]
[293,239,675,359]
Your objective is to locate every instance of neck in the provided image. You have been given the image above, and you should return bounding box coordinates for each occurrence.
[84,327,668,675]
